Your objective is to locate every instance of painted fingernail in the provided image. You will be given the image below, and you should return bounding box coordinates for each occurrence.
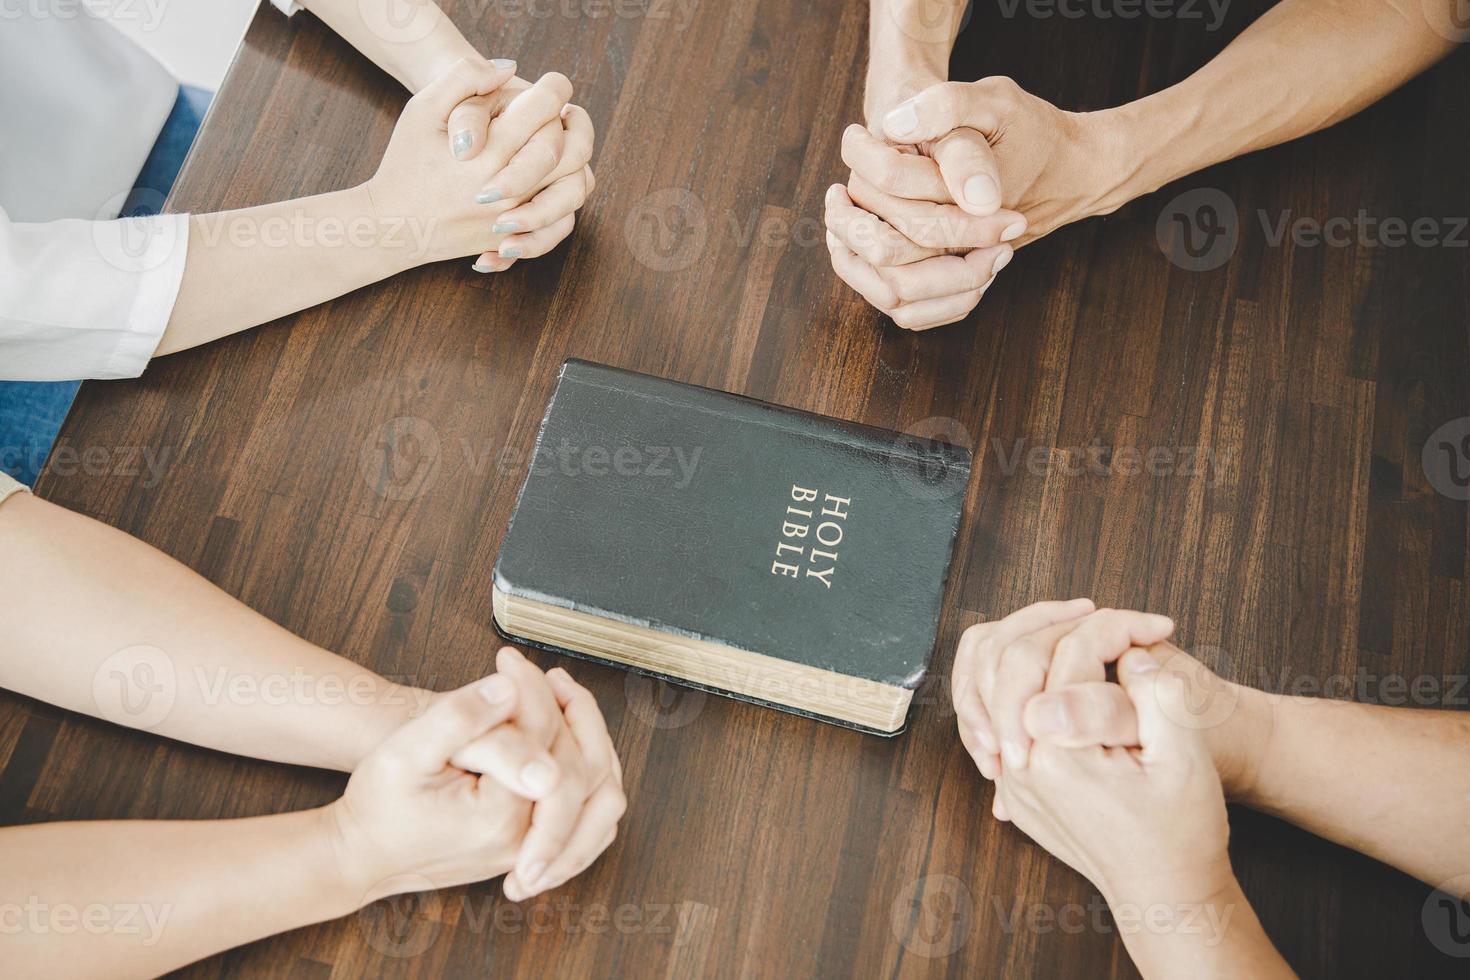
[1028,695,1071,735]
[884,101,918,137]
[991,247,1013,277]
[521,862,546,888]
[964,174,1000,210]
[476,188,503,204]
[492,221,518,234]
[491,58,517,69]
[1001,740,1027,769]
[974,728,998,754]
[480,675,514,702]
[453,131,473,159]
[520,759,557,795]
[1001,220,1026,242]
[472,259,494,273]
[500,246,523,258]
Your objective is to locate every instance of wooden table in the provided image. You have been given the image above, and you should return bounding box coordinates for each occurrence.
[11,0,1469,975]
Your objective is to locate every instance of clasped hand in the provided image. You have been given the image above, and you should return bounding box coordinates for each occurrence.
[327,646,626,906]
[367,57,596,274]
[827,76,1123,330]
[951,601,1254,906]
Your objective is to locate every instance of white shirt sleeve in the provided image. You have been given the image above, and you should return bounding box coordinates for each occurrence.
[269,0,302,16]
[0,207,189,381]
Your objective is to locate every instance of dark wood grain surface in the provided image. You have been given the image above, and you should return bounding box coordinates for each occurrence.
[9,0,1470,975]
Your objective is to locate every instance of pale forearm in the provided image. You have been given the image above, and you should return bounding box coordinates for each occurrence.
[1242,697,1470,891]
[0,808,359,978]
[294,0,481,93]
[0,493,422,772]
[157,186,418,358]
[1102,0,1458,205]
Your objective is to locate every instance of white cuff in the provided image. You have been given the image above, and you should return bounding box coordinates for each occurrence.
[95,213,191,379]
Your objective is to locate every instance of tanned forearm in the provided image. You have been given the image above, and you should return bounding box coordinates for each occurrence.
[0,493,424,772]
[1239,695,1470,894]
[1102,0,1459,206]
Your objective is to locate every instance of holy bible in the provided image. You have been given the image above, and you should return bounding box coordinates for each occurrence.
[491,359,971,735]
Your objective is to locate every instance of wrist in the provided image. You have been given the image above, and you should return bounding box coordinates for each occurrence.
[391,20,482,93]
[1092,87,1207,209]
[1204,681,1275,806]
[338,679,430,771]
[310,804,380,915]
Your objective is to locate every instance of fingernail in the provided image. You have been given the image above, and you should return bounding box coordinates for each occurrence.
[521,862,546,888]
[499,646,525,664]
[476,188,503,204]
[964,174,1000,210]
[500,246,523,258]
[492,221,518,234]
[1002,741,1027,769]
[1001,220,1026,242]
[974,728,997,754]
[991,247,1013,277]
[453,131,473,159]
[884,101,918,137]
[1028,695,1071,736]
[491,58,517,69]
[472,259,494,273]
[1145,614,1174,631]
[520,759,557,795]
[480,675,514,702]
[1126,652,1161,675]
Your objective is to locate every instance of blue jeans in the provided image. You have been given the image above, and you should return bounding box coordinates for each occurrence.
[0,85,212,486]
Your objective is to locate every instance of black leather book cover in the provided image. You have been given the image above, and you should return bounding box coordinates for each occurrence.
[493,359,971,729]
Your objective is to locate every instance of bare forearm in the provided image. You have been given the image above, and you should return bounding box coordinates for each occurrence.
[0,494,422,771]
[1103,0,1458,204]
[156,187,421,358]
[0,808,358,977]
[294,0,480,93]
[1242,697,1470,891]
[865,0,963,119]
[1111,876,1294,980]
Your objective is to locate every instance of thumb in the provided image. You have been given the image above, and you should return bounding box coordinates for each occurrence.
[1118,647,1200,765]
[930,128,1008,218]
[378,673,521,775]
[409,57,518,128]
[882,81,1004,147]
